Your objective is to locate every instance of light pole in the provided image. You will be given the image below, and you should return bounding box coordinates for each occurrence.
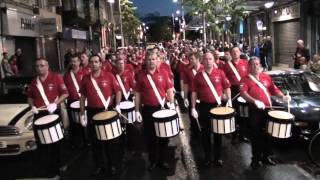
[173,0,185,40]
[202,0,209,46]
[108,0,116,50]
[118,0,124,47]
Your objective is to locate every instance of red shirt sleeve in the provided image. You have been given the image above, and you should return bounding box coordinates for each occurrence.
[267,75,281,95]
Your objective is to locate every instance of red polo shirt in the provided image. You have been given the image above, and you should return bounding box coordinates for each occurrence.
[159,62,174,80]
[240,73,281,106]
[27,72,68,108]
[63,69,85,101]
[183,64,204,87]
[80,71,121,108]
[192,68,231,104]
[113,68,135,93]
[81,65,91,75]
[102,61,113,73]
[222,59,248,87]
[216,60,225,70]
[134,68,173,106]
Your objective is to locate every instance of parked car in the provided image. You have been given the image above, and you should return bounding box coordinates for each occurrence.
[0,85,69,156]
[268,69,320,140]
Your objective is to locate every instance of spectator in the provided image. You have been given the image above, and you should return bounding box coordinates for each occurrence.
[9,55,18,75]
[15,48,23,72]
[1,52,15,77]
[293,39,310,69]
[64,48,75,70]
[264,36,273,71]
[310,52,320,74]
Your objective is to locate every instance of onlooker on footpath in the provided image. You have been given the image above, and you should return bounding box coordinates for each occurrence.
[9,55,18,75]
[263,36,273,71]
[310,52,320,74]
[15,48,23,73]
[64,48,75,70]
[1,52,15,77]
[293,39,310,69]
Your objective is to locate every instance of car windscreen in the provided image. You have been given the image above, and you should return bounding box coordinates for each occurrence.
[305,73,320,92]
[272,74,310,94]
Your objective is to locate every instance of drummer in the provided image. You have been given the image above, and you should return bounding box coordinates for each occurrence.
[79,54,122,175]
[27,58,69,179]
[191,52,231,167]
[240,56,291,169]
[182,52,204,135]
[63,55,86,148]
[222,46,249,144]
[113,57,141,156]
[134,51,175,171]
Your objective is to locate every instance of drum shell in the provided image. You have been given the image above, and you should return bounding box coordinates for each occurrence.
[69,101,87,123]
[210,108,236,134]
[34,115,64,144]
[267,111,294,138]
[153,110,180,138]
[92,113,122,141]
[120,101,136,124]
[237,99,249,118]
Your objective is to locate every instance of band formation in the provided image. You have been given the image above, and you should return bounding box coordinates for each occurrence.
[26,41,292,178]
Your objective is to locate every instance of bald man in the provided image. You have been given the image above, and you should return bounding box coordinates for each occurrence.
[293,39,310,69]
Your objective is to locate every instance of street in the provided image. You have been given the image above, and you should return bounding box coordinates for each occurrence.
[0,100,319,180]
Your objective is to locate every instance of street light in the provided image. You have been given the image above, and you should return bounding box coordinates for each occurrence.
[108,0,116,50]
[173,0,178,3]
[264,1,274,9]
[176,10,180,15]
[226,16,232,21]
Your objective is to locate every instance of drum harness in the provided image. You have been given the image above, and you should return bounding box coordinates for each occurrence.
[70,71,81,98]
[36,77,59,111]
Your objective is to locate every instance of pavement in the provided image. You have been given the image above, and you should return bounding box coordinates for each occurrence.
[1,98,320,180]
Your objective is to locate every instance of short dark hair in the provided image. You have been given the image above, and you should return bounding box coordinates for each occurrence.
[89,54,102,62]
[249,56,260,64]
[70,55,79,60]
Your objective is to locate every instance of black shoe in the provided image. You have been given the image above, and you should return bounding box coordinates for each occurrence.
[262,157,276,166]
[158,162,170,170]
[239,136,250,143]
[203,160,212,168]
[91,167,103,176]
[213,159,223,167]
[250,160,262,169]
[148,163,156,172]
[109,166,118,176]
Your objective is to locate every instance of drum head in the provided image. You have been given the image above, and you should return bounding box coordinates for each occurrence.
[34,114,59,125]
[93,111,118,121]
[70,101,80,108]
[153,109,176,118]
[120,101,134,110]
[237,96,246,103]
[268,110,294,120]
[210,107,234,115]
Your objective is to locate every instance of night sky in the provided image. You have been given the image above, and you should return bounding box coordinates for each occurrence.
[132,0,181,17]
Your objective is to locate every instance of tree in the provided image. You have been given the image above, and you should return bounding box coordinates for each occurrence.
[120,0,141,45]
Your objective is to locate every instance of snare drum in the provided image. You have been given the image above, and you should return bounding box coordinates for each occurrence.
[267,110,294,138]
[152,109,180,138]
[119,101,136,124]
[70,101,82,123]
[92,111,122,141]
[210,107,236,134]
[237,97,249,118]
[34,114,64,144]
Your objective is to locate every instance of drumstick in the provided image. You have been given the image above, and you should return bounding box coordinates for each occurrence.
[287,90,290,114]
[114,109,130,122]
[195,117,202,132]
[231,93,240,102]
[266,106,285,109]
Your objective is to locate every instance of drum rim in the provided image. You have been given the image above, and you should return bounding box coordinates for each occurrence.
[119,101,135,112]
[152,109,177,118]
[93,111,120,125]
[210,107,235,119]
[34,114,60,128]
[268,110,294,123]
[152,110,178,122]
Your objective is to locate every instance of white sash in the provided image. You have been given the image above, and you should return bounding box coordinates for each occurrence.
[248,74,272,106]
[36,77,50,106]
[116,74,130,100]
[202,71,221,105]
[147,74,165,108]
[70,71,80,97]
[90,75,110,110]
[192,69,197,76]
[228,61,241,82]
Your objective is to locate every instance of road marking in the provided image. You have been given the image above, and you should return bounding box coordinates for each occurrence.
[175,105,200,180]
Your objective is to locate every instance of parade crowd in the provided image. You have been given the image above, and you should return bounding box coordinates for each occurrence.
[25,39,296,179]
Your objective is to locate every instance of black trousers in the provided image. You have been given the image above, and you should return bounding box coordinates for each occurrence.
[231,86,247,138]
[187,92,200,135]
[141,105,169,164]
[33,110,61,177]
[87,107,123,169]
[198,102,222,161]
[248,104,272,161]
[66,99,86,146]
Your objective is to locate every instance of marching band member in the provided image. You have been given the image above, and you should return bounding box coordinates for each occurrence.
[222,46,249,143]
[63,55,86,147]
[79,52,91,75]
[191,52,231,167]
[27,58,68,178]
[240,57,291,168]
[134,51,175,171]
[79,54,122,175]
[182,52,204,135]
[213,49,225,69]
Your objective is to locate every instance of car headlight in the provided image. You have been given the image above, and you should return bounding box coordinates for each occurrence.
[24,115,34,131]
